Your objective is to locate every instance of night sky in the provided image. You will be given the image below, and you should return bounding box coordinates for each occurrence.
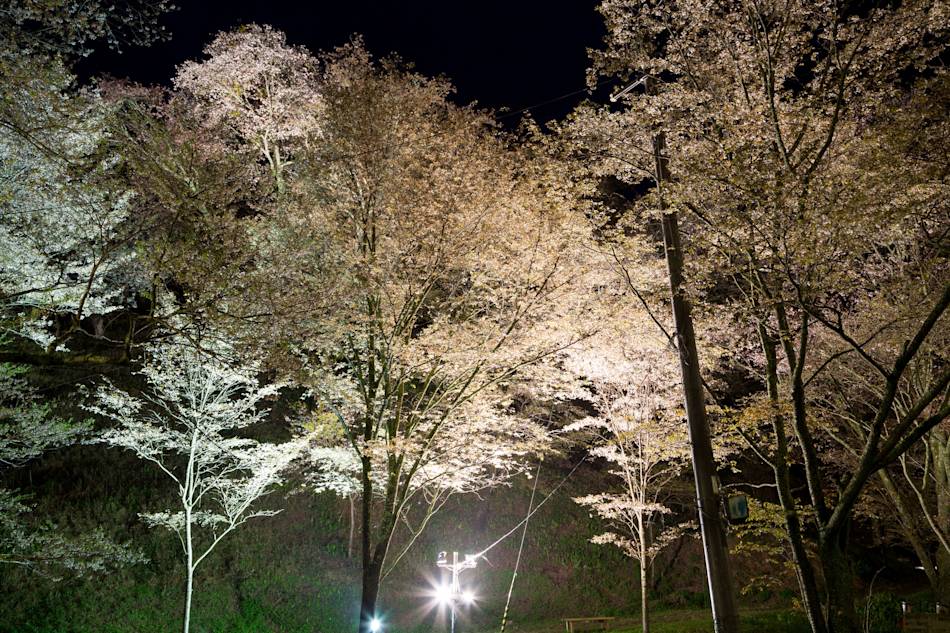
[78,1,610,123]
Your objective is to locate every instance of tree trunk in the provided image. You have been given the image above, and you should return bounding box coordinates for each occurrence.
[359,556,383,633]
[877,469,939,596]
[937,547,950,607]
[348,493,356,559]
[359,523,398,633]
[759,325,828,633]
[820,528,858,633]
[639,513,651,633]
[357,457,401,633]
[777,469,827,633]
[358,457,377,633]
[934,433,950,607]
[640,559,651,633]
[183,446,196,633]
[183,564,194,633]
[184,527,194,633]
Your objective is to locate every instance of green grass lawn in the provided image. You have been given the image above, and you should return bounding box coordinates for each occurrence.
[464,609,809,633]
[1,452,794,633]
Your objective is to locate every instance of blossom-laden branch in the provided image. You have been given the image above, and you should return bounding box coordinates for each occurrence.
[89,340,303,633]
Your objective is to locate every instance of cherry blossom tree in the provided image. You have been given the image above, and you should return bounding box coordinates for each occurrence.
[0,0,173,584]
[88,341,303,633]
[104,57,344,365]
[1,0,173,59]
[0,0,172,166]
[0,0,179,366]
[573,2,950,631]
[569,347,690,633]
[102,82,286,354]
[0,99,148,356]
[173,24,321,193]
[0,356,141,578]
[241,41,593,632]
[0,362,86,468]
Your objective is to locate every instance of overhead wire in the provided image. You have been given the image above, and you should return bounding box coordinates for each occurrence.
[472,453,587,561]
[495,77,616,122]
[498,460,542,633]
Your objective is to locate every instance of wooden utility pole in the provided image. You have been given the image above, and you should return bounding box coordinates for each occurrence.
[652,109,740,632]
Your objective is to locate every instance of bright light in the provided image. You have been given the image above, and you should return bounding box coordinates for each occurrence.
[369,617,382,632]
[434,584,453,605]
[461,590,476,605]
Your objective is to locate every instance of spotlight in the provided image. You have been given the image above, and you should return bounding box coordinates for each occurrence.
[369,617,382,632]
[434,584,453,605]
[461,590,476,605]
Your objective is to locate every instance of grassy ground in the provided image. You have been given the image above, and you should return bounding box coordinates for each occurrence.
[0,446,782,633]
[455,609,809,633]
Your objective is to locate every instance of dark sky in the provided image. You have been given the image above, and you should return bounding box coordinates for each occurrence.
[78,0,610,123]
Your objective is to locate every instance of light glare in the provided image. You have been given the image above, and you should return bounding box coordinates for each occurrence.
[462,590,475,604]
[434,584,453,605]
[369,617,382,632]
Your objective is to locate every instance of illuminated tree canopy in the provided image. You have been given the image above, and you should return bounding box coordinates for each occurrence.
[0,2,947,633]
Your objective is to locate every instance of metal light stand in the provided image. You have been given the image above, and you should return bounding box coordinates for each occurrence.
[436,551,477,633]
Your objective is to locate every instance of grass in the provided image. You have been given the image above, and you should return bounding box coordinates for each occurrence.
[463,609,810,633]
[0,449,787,633]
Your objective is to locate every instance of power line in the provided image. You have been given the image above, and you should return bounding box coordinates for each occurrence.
[496,77,616,121]
[472,454,586,560]
[498,460,542,633]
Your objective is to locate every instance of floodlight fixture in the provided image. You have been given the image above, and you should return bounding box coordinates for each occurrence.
[434,551,479,633]
[434,583,453,605]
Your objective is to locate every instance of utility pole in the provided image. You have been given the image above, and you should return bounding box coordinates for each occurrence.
[647,80,740,633]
